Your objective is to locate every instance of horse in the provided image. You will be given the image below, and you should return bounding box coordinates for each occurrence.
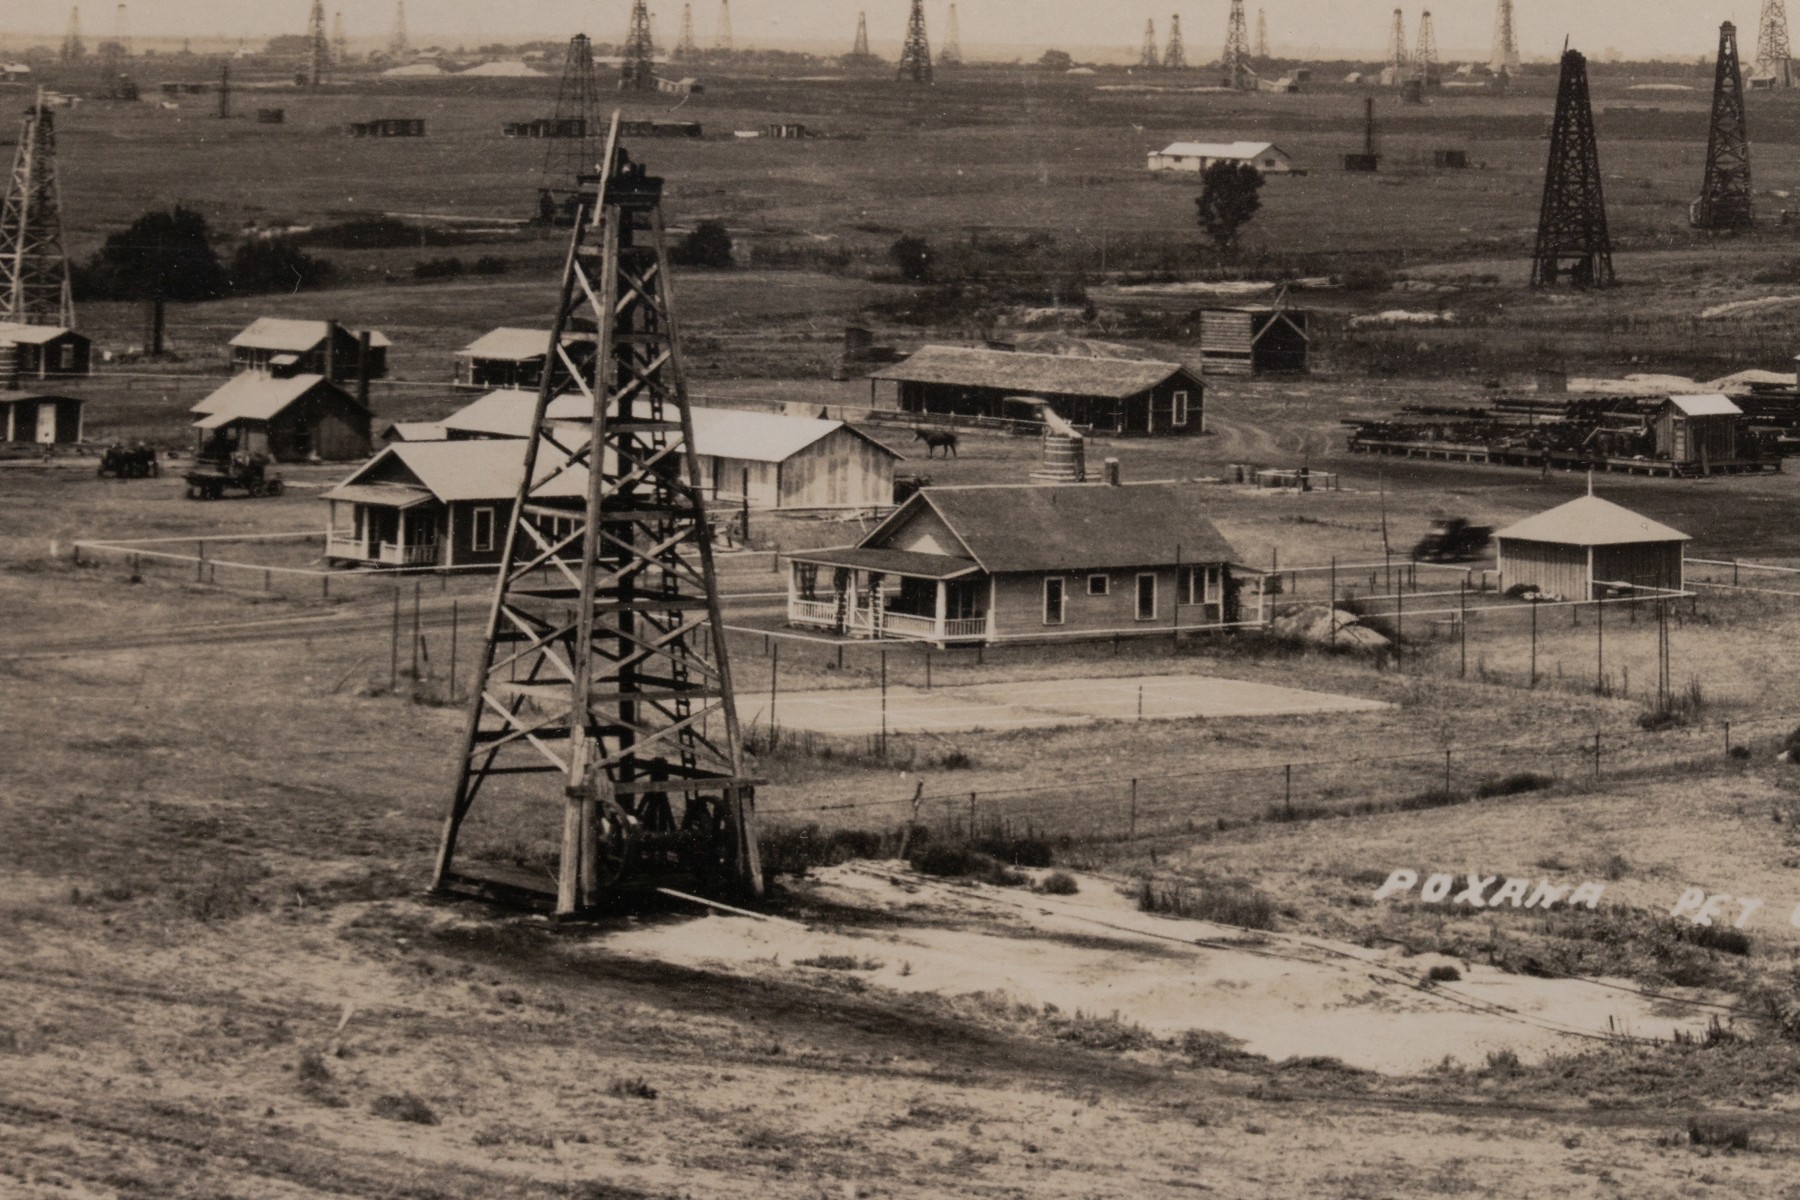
[913,429,959,459]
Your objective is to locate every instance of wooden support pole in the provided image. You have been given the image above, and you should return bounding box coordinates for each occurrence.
[1129,778,1138,838]
[880,649,888,758]
[769,642,779,729]
[449,600,459,702]
[390,588,399,691]
[411,579,422,680]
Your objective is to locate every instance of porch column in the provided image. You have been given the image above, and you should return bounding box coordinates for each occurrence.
[934,579,948,645]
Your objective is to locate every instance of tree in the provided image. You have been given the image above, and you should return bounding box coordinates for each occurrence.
[80,206,228,301]
[671,220,735,268]
[227,237,333,295]
[1195,161,1264,253]
[889,235,933,282]
[1039,49,1073,70]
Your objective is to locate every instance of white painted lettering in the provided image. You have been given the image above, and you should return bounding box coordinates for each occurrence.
[1694,892,1734,928]
[1734,898,1765,930]
[1488,877,1530,908]
[1567,881,1606,910]
[1372,869,1419,902]
[1524,880,1572,910]
[1669,887,1708,922]
[1420,873,1455,903]
[1451,874,1497,907]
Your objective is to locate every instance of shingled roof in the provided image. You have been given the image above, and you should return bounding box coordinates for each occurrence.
[1494,495,1690,547]
[869,346,1196,400]
[863,481,1240,573]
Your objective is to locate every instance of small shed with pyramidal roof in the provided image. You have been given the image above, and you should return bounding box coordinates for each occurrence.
[1494,493,1689,600]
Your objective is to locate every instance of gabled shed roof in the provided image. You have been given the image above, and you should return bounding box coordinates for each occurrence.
[1665,393,1742,417]
[455,327,587,362]
[0,322,82,345]
[1494,495,1690,547]
[229,317,391,352]
[1154,141,1282,160]
[869,345,1195,400]
[189,372,358,422]
[324,439,586,505]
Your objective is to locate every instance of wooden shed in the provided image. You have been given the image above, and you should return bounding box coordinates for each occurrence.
[229,318,389,382]
[1494,494,1689,601]
[1654,394,1740,468]
[190,373,372,462]
[0,393,83,444]
[1199,307,1310,375]
[0,322,92,380]
[451,327,595,391]
[869,346,1204,436]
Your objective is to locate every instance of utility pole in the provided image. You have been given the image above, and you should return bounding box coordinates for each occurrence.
[61,7,85,63]
[1756,0,1794,87]
[332,9,349,66]
[0,93,77,328]
[434,115,762,913]
[1696,22,1753,231]
[217,60,231,118]
[939,4,962,68]
[1222,0,1252,90]
[1163,13,1186,70]
[1531,48,1614,288]
[898,0,933,83]
[621,0,658,91]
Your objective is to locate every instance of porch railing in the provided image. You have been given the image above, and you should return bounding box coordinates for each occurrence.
[789,598,840,628]
[325,532,366,560]
[787,595,990,643]
[379,540,439,566]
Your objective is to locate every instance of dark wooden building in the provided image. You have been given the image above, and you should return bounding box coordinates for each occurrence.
[190,373,372,462]
[1198,307,1311,375]
[228,318,389,382]
[1654,394,1741,468]
[346,118,426,137]
[870,346,1205,436]
[1495,494,1689,600]
[0,322,92,380]
[1,393,83,444]
[785,480,1264,646]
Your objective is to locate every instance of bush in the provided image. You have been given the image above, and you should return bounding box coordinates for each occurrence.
[1426,964,1462,983]
[413,257,465,280]
[1038,871,1079,896]
[889,235,933,282]
[606,1075,658,1100]
[671,220,735,268]
[370,1093,439,1125]
[1688,1117,1751,1150]
[471,255,509,275]
[1473,772,1553,799]
[1138,878,1278,930]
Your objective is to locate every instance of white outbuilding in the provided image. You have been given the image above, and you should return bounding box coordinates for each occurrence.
[1147,141,1295,174]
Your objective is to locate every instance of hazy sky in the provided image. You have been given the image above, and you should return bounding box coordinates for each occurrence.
[3,1,1765,60]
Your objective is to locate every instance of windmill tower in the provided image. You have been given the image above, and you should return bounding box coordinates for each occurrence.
[306,0,329,85]
[675,4,699,58]
[1532,48,1613,288]
[332,10,349,65]
[1696,22,1753,231]
[1256,8,1268,58]
[1387,9,1407,80]
[389,0,408,58]
[1414,10,1438,85]
[1222,1,1252,89]
[1490,0,1519,75]
[621,0,658,90]
[1755,0,1794,86]
[1140,19,1158,68]
[1163,14,1186,70]
[939,4,962,68]
[539,34,603,219]
[61,7,84,62]
[715,0,733,52]
[432,114,762,914]
[898,0,933,82]
[0,96,77,328]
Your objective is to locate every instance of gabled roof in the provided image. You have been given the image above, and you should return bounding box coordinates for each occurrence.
[0,322,81,345]
[229,317,391,352]
[1494,495,1690,547]
[869,345,1195,400]
[455,327,589,362]
[1666,393,1742,417]
[437,392,903,463]
[1154,141,1281,159]
[324,440,586,505]
[862,481,1240,574]
[382,421,449,442]
[189,372,357,422]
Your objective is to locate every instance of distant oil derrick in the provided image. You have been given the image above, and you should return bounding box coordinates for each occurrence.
[1531,48,1614,288]
[675,3,699,59]
[1414,10,1438,86]
[1222,0,1253,90]
[1139,19,1158,69]
[1256,8,1268,59]
[332,10,348,65]
[389,0,408,58]
[1490,0,1519,75]
[61,6,84,62]
[1163,13,1186,70]
[898,0,933,83]
[0,95,77,327]
[538,33,603,220]
[848,10,879,63]
[939,4,962,68]
[1756,0,1794,86]
[306,0,328,85]
[715,0,732,53]
[1387,8,1407,80]
[218,61,231,118]
[1696,22,1753,231]
[621,0,657,91]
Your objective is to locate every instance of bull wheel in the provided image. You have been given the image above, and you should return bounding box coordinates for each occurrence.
[590,797,636,891]
[678,795,739,888]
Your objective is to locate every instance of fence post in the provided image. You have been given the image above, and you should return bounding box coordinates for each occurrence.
[1592,731,1601,781]
[969,791,977,837]
[196,540,205,582]
[323,572,330,600]
[1443,748,1452,795]
[925,651,931,692]
[1284,763,1293,817]
[1458,580,1467,678]
[1724,719,1731,756]
[412,579,422,680]
[1329,556,1338,646]
[1530,600,1538,688]
[390,587,400,691]
[449,599,459,702]
[880,650,888,758]
[1129,778,1138,838]
[1138,685,1144,721]
[770,643,779,729]
[1734,559,1740,586]
[1595,595,1604,695]
[264,568,272,592]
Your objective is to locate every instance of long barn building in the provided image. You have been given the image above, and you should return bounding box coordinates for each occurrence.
[870,346,1204,436]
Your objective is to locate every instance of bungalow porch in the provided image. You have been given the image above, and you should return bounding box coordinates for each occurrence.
[786,548,993,647]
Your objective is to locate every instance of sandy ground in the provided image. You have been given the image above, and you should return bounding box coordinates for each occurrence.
[602,864,1723,1075]
[741,673,1391,736]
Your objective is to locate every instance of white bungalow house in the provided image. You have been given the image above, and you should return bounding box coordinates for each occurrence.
[1147,141,1295,174]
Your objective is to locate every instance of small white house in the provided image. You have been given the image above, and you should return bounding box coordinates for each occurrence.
[1147,141,1295,175]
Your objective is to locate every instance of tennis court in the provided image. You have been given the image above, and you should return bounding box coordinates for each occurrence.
[741,672,1390,736]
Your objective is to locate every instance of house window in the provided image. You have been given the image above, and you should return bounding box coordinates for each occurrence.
[1043,577,1066,625]
[1087,574,1109,597]
[1173,390,1190,428]
[1203,566,1223,604]
[58,344,77,371]
[1182,566,1222,605]
[1136,573,1157,621]
[472,506,496,552]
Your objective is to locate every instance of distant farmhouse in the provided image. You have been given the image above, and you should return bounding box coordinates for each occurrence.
[785,480,1266,648]
[1147,141,1295,174]
[229,318,389,382]
[870,345,1203,436]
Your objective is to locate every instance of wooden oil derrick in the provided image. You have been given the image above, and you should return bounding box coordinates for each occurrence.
[306,0,329,85]
[853,11,874,59]
[1531,48,1614,288]
[332,10,349,65]
[1387,8,1407,80]
[389,0,408,58]
[1696,22,1752,232]
[1414,10,1439,86]
[898,0,933,82]
[435,114,762,915]
[939,4,962,68]
[714,0,732,53]
[1256,8,1268,58]
[1139,19,1158,69]
[1756,0,1794,86]
[217,61,231,118]
[1163,14,1186,70]
[1490,0,1519,75]
[61,7,84,63]
[537,34,603,224]
[0,94,76,327]
[621,0,658,91]
[1222,0,1253,90]
[674,3,699,59]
